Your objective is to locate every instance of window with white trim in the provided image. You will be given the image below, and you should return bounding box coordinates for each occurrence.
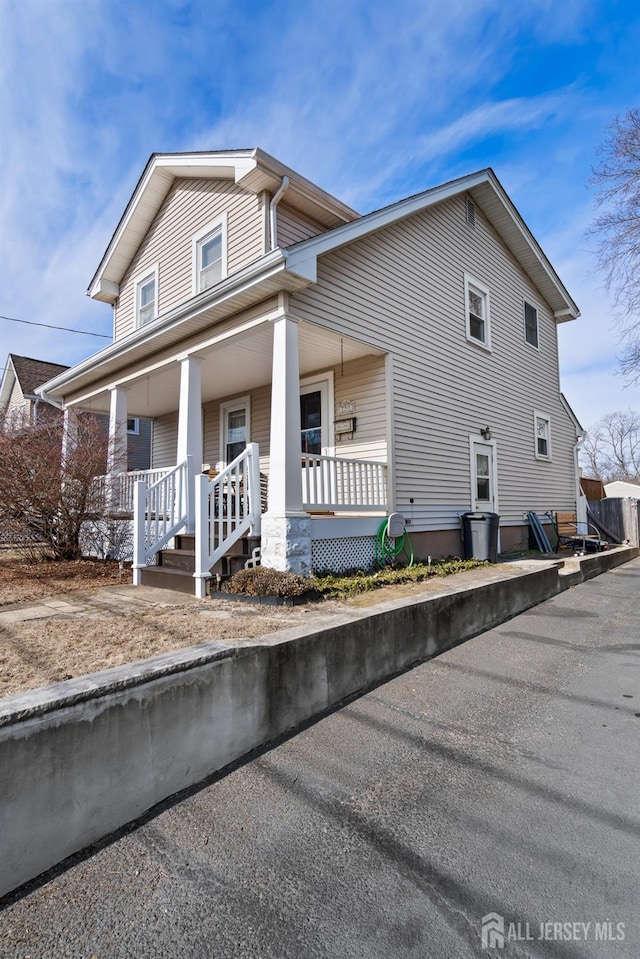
[193,215,227,294]
[524,301,539,348]
[219,396,250,467]
[464,273,491,349]
[534,411,551,460]
[135,267,158,327]
[127,417,140,435]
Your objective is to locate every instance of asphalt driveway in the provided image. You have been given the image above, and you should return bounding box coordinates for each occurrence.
[1,559,639,958]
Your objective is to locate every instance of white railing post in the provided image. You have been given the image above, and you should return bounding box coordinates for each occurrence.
[194,472,210,598]
[132,480,146,586]
[247,442,261,538]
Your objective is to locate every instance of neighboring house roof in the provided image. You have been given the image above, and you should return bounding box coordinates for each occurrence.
[40,159,580,403]
[0,354,69,411]
[88,148,360,301]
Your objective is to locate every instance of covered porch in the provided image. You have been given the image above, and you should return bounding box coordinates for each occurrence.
[72,296,392,593]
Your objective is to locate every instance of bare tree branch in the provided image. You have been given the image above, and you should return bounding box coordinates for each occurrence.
[579,409,640,483]
[0,416,112,560]
[588,108,640,380]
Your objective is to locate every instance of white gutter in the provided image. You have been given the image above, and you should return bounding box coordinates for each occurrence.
[269,176,289,250]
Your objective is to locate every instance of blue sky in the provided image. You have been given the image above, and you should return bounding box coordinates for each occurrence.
[0,0,639,428]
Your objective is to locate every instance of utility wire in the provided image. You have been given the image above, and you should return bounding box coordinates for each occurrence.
[0,313,110,339]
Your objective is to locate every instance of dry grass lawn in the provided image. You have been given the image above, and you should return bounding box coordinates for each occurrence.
[0,554,333,700]
[0,552,522,702]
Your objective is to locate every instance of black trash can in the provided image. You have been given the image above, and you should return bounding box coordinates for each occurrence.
[462,512,500,563]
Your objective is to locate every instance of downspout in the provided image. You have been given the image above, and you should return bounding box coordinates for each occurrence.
[269,176,289,251]
[574,432,587,528]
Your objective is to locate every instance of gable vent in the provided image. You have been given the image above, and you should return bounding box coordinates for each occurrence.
[465,196,476,227]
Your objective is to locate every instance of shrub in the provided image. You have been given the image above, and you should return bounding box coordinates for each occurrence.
[223,566,315,597]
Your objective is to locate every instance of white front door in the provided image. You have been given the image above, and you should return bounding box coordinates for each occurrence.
[471,440,497,513]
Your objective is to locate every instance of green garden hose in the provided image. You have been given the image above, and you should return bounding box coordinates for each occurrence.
[374,516,414,568]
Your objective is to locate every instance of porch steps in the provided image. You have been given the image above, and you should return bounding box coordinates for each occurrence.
[139,533,257,594]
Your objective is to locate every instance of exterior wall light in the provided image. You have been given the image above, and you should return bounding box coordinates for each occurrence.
[480,426,492,440]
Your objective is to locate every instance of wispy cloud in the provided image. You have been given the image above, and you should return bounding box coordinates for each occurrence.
[0,0,634,427]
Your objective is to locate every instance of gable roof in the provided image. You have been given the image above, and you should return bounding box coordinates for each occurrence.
[38,162,580,405]
[10,355,70,395]
[88,148,359,302]
[0,354,70,409]
[284,168,580,320]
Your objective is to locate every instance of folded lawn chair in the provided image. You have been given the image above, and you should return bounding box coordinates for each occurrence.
[546,511,608,554]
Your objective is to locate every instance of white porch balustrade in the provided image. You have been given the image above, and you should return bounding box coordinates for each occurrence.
[91,468,172,515]
[132,460,190,584]
[194,443,261,598]
[301,453,388,512]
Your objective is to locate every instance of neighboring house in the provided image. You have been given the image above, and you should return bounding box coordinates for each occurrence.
[37,149,583,594]
[1,353,152,471]
[0,355,69,431]
[605,480,640,499]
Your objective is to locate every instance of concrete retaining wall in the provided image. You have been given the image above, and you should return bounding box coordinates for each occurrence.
[1,547,637,899]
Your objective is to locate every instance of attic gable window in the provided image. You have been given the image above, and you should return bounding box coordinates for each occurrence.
[135,266,158,327]
[193,214,228,294]
[464,273,491,351]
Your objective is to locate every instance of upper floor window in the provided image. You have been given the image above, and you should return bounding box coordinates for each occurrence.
[534,411,551,460]
[193,215,227,294]
[524,301,539,348]
[135,266,158,327]
[464,273,491,350]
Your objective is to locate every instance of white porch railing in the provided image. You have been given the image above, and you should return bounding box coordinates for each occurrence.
[301,453,388,511]
[194,443,261,598]
[132,459,189,584]
[92,468,171,514]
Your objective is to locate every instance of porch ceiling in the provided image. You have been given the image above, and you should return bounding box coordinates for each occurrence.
[79,321,384,418]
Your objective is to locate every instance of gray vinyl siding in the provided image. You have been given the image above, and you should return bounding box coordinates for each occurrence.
[203,385,272,475]
[114,178,264,341]
[290,194,578,530]
[333,355,386,462]
[127,417,152,471]
[277,203,326,247]
[151,412,178,469]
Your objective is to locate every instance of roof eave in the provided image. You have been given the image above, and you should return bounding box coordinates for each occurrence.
[87,149,359,298]
[284,168,579,321]
[43,250,305,401]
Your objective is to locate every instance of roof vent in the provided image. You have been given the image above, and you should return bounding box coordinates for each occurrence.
[465,196,476,227]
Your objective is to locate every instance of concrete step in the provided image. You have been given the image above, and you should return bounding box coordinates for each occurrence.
[139,565,197,594]
[159,549,196,572]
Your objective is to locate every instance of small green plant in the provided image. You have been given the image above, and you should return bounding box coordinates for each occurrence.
[223,557,488,600]
[314,557,488,599]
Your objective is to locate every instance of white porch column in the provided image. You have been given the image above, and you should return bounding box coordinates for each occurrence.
[176,356,203,533]
[107,387,128,475]
[261,314,312,575]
